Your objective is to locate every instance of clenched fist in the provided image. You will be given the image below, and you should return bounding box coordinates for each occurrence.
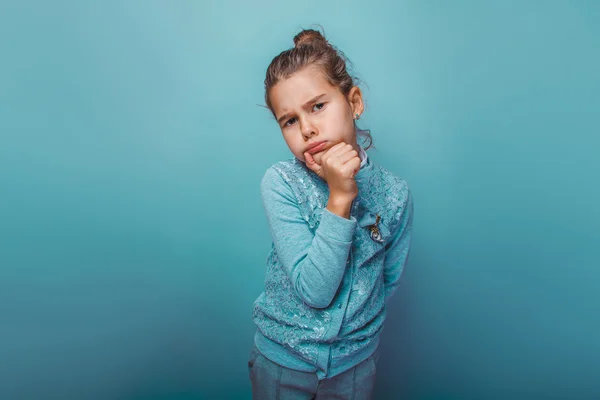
[304,142,361,202]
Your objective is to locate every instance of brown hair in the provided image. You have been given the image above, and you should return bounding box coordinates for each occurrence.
[264,27,373,150]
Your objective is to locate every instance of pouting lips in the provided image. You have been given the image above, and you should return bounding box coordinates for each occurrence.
[307,142,328,154]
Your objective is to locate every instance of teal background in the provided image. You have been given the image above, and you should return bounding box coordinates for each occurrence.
[1,1,599,399]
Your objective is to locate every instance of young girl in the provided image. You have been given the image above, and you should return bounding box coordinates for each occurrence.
[249,28,414,399]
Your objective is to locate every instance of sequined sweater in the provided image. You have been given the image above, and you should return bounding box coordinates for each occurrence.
[251,149,414,380]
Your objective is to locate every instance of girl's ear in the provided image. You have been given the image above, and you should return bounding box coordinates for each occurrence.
[348,86,364,117]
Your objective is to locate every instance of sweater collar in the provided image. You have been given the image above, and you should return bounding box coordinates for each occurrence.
[358,145,368,168]
[354,145,373,185]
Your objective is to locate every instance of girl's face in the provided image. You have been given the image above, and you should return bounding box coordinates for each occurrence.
[269,65,364,165]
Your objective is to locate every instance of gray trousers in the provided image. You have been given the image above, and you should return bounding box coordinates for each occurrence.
[248,346,379,399]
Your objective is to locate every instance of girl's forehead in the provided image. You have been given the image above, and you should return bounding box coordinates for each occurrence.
[271,67,337,110]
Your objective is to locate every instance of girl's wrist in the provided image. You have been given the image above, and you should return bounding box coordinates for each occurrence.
[328,191,355,203]
[326,194,354,219]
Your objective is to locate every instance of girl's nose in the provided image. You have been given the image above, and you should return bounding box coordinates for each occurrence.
[300,119,317,139]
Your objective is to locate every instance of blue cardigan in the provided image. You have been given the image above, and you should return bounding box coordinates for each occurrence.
[252,150,413,380]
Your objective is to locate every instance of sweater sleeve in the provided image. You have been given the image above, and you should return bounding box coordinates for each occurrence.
[383,187,414,304]
[260,167,357,309]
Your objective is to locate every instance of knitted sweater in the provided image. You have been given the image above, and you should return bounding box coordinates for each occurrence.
[252,149,413,379]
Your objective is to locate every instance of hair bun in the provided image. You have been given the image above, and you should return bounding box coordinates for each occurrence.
[293,29,327,48]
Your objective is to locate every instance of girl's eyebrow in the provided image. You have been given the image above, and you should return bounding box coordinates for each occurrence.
[277,93,327,125]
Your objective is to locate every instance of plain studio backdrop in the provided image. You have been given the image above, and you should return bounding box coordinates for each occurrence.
[1,1,599,399]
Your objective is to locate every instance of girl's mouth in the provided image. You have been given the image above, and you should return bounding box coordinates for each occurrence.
[307,142,327,154]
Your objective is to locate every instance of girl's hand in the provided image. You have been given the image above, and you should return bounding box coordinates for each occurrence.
[304,142,361,201]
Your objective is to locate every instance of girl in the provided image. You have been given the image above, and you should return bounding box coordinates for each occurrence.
[249,28,414,399]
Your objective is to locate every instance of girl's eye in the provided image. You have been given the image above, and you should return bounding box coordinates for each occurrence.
[283,103,325,127]
[284,117,297,127]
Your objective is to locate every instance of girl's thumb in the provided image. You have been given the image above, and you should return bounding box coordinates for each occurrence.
[304,152,321,175]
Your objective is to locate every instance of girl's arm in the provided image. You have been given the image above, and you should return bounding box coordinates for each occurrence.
[383,188,414,304]
[260,167,356,309]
